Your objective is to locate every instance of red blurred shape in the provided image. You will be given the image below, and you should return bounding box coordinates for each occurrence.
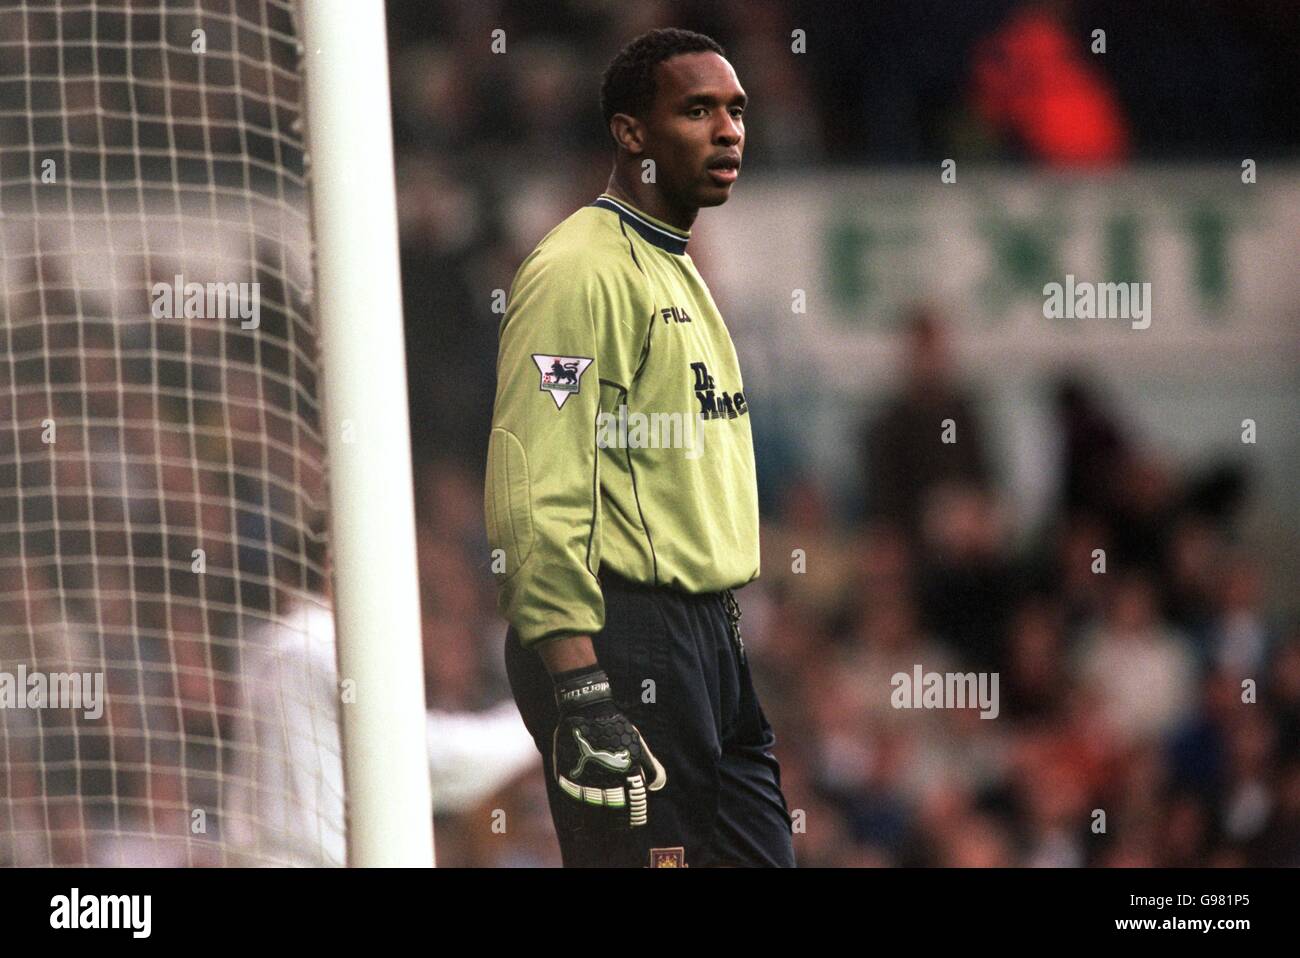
[973,8,1129,167]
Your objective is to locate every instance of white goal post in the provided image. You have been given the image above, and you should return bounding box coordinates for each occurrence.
[300,0,433,867]
[0,0,432,867]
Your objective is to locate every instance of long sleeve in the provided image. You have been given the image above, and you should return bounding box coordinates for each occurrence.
[484,239,649,647]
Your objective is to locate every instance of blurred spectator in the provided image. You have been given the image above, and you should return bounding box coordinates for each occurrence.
[760,475,863,636]
[916,484,1019,671]
[859,306,993,540]
[971,5,1129,166]
[1053,375,1129,521]
[1206,552,1274,676]
[1001,597,1069,723]
[1076,573,1197,747]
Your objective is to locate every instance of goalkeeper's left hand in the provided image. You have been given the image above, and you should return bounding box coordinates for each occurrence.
[550,666,667,828]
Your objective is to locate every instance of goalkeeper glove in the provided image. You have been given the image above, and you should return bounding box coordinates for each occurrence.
[551,666,667,827]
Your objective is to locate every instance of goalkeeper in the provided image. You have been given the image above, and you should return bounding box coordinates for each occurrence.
[485,29,794,867]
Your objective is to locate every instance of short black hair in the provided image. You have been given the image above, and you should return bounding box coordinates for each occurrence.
[600,28,725,134]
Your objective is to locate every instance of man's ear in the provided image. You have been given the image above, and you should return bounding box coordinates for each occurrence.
[608,113,645,154]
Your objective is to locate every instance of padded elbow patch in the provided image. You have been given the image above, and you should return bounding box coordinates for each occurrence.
[486,427,534,577]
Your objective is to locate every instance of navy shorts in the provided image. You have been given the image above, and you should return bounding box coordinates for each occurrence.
[504,570,796,868]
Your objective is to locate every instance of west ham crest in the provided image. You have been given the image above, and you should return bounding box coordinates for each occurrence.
[532,354,593,409]
[649,847,687,868]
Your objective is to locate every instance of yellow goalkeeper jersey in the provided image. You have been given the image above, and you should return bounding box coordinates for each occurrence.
[485,193,760,647]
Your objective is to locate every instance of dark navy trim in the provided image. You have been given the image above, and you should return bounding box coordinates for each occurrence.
[590,196,689,256]
[617,217,642,273]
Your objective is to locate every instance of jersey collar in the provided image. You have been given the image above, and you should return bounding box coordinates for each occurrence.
[591,194,691,256]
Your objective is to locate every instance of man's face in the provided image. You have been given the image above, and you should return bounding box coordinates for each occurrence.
[643,51,746,209]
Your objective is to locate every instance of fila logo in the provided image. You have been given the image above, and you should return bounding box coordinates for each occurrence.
[532,354,593,409]
[660,305,693,324]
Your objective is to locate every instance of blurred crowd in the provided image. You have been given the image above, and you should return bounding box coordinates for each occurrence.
[390,0,1298,866]
[0,255,335,866]
[751,311,1296,867]
[422,306,1297,867]
[389,0,1300,470]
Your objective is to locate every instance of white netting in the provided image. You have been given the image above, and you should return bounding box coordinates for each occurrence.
[0,0,344,866]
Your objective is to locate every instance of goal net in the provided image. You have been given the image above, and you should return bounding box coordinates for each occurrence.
[0,0,347,866]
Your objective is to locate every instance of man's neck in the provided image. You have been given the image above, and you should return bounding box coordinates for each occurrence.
[604,169,697,233]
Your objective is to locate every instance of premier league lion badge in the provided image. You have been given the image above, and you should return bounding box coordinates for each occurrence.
[532,354,594,409]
